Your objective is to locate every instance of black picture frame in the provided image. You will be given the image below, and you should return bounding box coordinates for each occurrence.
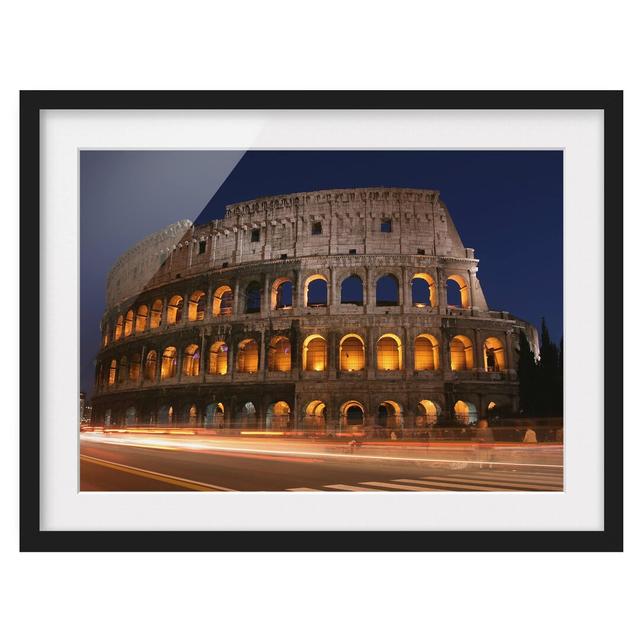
[20,90,623,552]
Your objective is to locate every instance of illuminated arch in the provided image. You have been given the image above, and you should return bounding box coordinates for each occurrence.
[118,356,128,383]
[208,341,228,375]
[237,338,259,373]
[129,352,141,381]
[271,277,293,310]
[114,314,123,341]
[340,400,365,429]
[124,309,134,337]
[377,333,403,371]
[187,404,198,425]
[144,350,157,381]
[182,344,201,377]
[160,346,177,379]
[414,333,440,370]
[302,334,327,371]
[108,359,117,385]
[135,304,148,333]
[158,405,174,425]
[417,400,440,427]
[339,334,365,372]
[150,299,163,329]
[376,400,402,428]
[375,274,399,306]
[340,275,364,305]
[450,334,474,371]
[446,274,470,308]
[266,401,291,430]
[239,401,257,429]
[167,295,183,324]
[304,400,327,430]
[268,336,292,372]
[304,274,328,307]
[212,285,233,316]
[204,402,225,427]
[454,400,478,425]
[411,273,437,307]
[188,290,206,321]
[484,337,506,371]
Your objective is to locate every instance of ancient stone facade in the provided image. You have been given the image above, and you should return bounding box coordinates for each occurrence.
[92,187,539,431]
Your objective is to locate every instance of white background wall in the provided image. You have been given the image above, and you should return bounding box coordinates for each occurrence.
[0,2,636,639]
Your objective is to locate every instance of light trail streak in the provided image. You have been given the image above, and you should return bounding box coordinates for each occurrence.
[80,433,563,469]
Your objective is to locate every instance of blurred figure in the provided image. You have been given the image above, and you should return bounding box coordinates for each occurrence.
[475,418,494,469]
[389,430,397,441]
[523,424,537,444]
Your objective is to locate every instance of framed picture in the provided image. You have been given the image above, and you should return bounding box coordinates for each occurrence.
[20,90,622,552]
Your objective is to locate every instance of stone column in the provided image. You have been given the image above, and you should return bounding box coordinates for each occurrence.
[366,326,376,379]
[474,329,485,371]
[260,329,267,380]
[468,268,477,309]
[403,327,413,379]
[262,272,270,317]
[328,331,337,380]
[139,345,146,387]
[233,279,241,316]
[205,284,213,321]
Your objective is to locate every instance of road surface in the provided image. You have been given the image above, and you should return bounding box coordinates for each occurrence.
[80,432,563,492]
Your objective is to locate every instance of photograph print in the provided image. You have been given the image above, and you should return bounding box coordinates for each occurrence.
[80,149,563,493]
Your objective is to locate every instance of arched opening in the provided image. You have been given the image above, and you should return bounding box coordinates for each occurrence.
[124,406,137,426]
[484,337,506,372]
[414,334,440,370]
[118,356,128,383]
[102,326,109,347]
[376,274,399,306]
[160,346,177,379]
[305,275,328,307]
[213,285,233,316]
[450,335,474,371]
[271,278,293,309]
[244,282,261,314]
[304,400,327,430]
[303,335,327,372]
[411,273,436,307]
[124,309,134,337]
[340,401,365,430]
[114,315,123,341]
[266,401,291,430]
[182,344,200,377]
[187,404,198,425]
[158,405,174,425]
[129,352,141,381]
[208,341,229,375]
[150,299,163,329]
[204,402,225,427]
[236,338,259,373]
[377,400,402,429]
[339,334,365,371]
[377,333,402,371]
[188,290,206,321]
[167,295,183,324]
[144,350,157,381]
[340,275,364,305]
[454,400,478,425]
[108,359,117,385]
[446,275,470,308]
[268,336,292,372]
[239,401,257,429]
[416,400,440,427]
[135,305,148,333]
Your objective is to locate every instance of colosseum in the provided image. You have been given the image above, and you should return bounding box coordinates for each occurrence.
[92,187,539,433]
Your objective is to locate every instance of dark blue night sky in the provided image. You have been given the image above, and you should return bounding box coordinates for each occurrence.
[80,150,562,398]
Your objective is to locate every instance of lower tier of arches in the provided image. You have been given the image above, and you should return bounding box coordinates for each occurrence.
[91,383,518,431]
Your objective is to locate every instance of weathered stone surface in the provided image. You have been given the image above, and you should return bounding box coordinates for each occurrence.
[92,188,538,430]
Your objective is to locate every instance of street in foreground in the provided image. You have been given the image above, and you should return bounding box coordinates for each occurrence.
[80,432,563,492]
